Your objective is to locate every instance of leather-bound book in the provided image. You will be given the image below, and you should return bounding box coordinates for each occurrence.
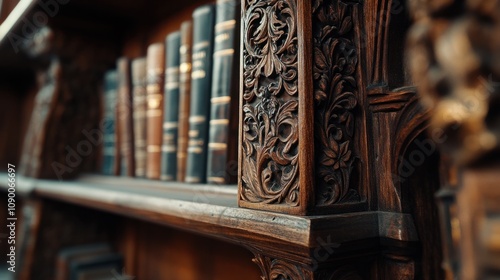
[185,4,216,183]
[101,70,119,176]
[132,58,148,177]
[177,20,193,182]
[117,58,135,177]
[146,43,165,179]
[206,0,241,184]
[55,243,111,280]
[161,31,181,181]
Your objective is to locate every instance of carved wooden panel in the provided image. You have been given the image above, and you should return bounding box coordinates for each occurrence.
[312,0,363,208]
[251,251,369,280]
[252,253,312,280]
[239,0,368,215]
[239,0,302,213]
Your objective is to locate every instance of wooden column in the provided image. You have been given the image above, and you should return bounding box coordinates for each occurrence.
[240,0,446,277]
[239,0,369,215]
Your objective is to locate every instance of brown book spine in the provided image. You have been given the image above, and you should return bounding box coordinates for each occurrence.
[177,21,193,182]
[146,43,165,179]
[117,57,135,177]
[132,58,148,177]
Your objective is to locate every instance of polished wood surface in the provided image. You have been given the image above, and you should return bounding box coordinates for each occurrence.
[2,0,498,278]
[0,173,380,252]
[238,0,443,277]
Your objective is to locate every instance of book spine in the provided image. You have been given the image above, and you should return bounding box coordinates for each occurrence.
[206,0,240,184]
[117,58,135,177]
[185,4,216,183]
[177,20,193,182]
[161,31,181,181]
[146,43,165,179]
[101,70,118,176]
[132,58,148,177]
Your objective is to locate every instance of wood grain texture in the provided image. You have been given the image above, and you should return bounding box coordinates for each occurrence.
[131,220,261,280]
[239,0,369,215]
[312,0,363,209]
[251,250,375,280]
[0,173,422,259]
[0,0,471,278]
[0,171,439,279]
[240,0,301,213]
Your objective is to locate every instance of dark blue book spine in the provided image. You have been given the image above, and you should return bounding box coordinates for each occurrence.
[102,70,118,175]
[161,31,182,181]
[185,4,216,183]
[206,0,240,184]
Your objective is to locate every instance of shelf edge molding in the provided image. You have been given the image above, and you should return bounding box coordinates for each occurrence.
[0,173,418,259]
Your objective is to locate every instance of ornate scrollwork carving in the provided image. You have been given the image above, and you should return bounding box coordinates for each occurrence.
[240,0,300,206]
[312,0,360,205]
[252,251,365,280]
[252,253,309,280]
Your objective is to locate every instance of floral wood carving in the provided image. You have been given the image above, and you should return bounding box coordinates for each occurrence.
[252,252,365,280]
[312,0,360,205]
[252,253,310,280]
[240,0,300,206]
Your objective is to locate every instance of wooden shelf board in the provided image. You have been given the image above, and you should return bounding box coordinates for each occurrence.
[0,0,34,44]
[0,172,387,259]
[0,0,34,72]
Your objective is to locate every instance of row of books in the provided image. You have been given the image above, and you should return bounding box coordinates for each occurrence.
[56,243,124,280]
[101,0,239,184]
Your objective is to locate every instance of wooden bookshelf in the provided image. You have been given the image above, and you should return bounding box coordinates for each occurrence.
[0,172,384,250]
[1,0,499,279]
[0,172,387,279]
[0,0,438,279]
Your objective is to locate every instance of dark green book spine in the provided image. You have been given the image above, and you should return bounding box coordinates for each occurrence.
[161,31,181,181]
[206,0,240,184]
[186,4,215,183]
[102,70,118,175]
